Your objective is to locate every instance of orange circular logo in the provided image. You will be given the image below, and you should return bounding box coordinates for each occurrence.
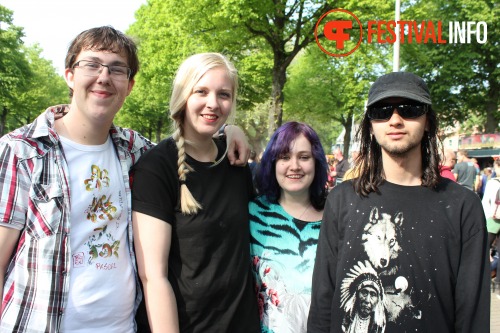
[315,9,363,57]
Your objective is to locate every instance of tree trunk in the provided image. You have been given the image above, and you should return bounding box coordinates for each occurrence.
[343,113,353,157]
[155,118,163,143]
[268,62,288,137]
[485,79,499,133]
[0,106,8,137]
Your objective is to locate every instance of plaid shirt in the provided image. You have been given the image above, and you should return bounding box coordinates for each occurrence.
[0,105,153,333]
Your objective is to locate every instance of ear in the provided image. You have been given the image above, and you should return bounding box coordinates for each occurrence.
[394,212,404,226]
[369,207,379,224]
[64,68,75,90]
[126,79,135,96]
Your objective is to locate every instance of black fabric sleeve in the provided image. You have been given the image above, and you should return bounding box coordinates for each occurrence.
[454,193,490,332]
[308,191,338,332]
[131,140,178,224]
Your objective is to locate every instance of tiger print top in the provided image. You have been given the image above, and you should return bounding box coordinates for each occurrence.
[249,195,321,333]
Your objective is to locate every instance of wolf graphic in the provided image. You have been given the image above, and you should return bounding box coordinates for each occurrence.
[361,207,421,322]
[361,207,403,275]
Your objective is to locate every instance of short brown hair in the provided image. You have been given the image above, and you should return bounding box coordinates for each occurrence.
[65,26,139,96]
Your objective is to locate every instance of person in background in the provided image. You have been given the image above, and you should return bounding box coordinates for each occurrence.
[482,159,500,292]
[248,150,259,190]
[308,72,489,332]
[250,121,328,333]
[0,27,249,333]
[326,156,337,190]
[478,167,492,199]
[453,149,478,191]
[349,147,360,168]
[471,158,482,194]
[330,147,349,185]
[131,53,259,332]
[343,148,361,181]
[249,150,258,173]
[439,149,457,181]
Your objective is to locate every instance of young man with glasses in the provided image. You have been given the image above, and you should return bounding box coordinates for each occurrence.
[0,26,249,333]
[308,72,489,332]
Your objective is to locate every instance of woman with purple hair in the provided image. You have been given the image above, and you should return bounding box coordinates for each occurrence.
[249,121,328,333]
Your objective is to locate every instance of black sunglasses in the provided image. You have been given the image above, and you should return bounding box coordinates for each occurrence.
[367,103,429,121]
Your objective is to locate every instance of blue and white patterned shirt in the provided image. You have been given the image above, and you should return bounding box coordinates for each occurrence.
[249,195,321,333]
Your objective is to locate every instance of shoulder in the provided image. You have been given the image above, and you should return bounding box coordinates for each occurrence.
[110,125,155,152]
[250,195,281,214]
[329,180,357,197]
[0,108,60,159]
[250,195,270,209]
[485,178,500,191]
[213,137,227,150]
[436,177,475,195]
[134,137,176,166]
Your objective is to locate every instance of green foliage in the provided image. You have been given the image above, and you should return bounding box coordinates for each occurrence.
[8,44,67,131]
[5,0,498,147]
[0,6,30,107]
[401,0,500,132]
[0,5,66,135]
[284,40,386,154]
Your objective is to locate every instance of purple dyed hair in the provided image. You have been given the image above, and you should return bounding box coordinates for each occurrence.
[255,121,328,210]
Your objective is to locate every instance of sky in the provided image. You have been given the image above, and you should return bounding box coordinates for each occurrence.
[3,0,147,75]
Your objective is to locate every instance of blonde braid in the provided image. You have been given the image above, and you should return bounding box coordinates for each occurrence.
[172,125,202,215]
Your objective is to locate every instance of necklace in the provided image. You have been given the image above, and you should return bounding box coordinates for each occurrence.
[354,314,370,333]
[298,203,311,220]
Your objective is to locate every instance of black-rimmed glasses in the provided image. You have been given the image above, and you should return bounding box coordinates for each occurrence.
[367,103,429,121]
[73,60,131,81]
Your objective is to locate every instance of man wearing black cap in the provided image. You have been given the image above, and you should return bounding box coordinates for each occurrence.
[308,72,489,332]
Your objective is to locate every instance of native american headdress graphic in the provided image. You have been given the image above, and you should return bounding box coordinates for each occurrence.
[340,260,386,329]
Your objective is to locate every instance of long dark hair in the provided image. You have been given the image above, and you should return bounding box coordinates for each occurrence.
[256,122,328,210]
[352,106,441,196]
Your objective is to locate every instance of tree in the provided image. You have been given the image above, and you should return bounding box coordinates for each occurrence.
[7,44,67,133]
[0,5,31,135]
[220,0,334,136]
[401,0,499,132]
[284,43,385,156]
[119,0,274,143]
[118,0,190,141]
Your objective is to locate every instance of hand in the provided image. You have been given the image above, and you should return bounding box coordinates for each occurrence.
[225,125,250,166]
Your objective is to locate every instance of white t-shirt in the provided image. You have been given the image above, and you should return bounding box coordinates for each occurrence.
[59,136,135,333]
[482,177,500,218]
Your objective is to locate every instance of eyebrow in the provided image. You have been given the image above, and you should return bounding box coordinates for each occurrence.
[81,56,128,66]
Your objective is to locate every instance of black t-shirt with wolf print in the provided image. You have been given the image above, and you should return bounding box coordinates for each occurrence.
[308,179,490,333]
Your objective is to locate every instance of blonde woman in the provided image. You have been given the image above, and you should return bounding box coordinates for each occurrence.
[131,53,259,332]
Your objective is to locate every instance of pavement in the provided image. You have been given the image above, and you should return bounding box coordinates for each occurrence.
[492,289,500,332]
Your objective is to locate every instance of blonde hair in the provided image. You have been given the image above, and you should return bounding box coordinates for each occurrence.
[170,53,238,214]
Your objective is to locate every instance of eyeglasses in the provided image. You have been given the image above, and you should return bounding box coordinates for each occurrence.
[367,103,429,121]
[72,60,132,81]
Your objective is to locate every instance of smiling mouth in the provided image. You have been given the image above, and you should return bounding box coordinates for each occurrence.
[287,175,303,179]
[202,114,218,120]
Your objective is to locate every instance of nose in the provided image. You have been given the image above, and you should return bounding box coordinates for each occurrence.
[96,64,112,80]
[290,156,301,169]
[387,108,404,124]
[206,92,219,109]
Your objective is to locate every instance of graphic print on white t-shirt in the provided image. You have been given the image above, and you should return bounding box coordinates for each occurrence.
[82,164,121,266]
[60,135,134,333]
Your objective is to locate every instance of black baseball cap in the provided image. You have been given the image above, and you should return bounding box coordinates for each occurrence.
[367,72,432,106]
